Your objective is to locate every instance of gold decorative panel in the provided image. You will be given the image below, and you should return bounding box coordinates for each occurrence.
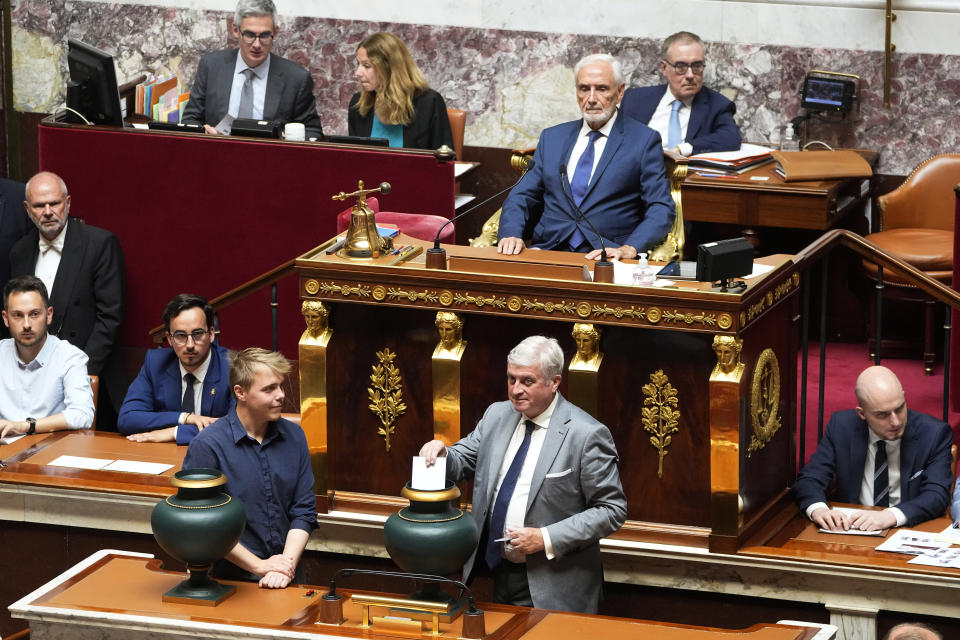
[368,348,407,452]
[748,348,782,456]
[642,369,680,479]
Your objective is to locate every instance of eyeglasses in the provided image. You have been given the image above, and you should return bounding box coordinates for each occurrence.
[663,60,705,75]
[169,329,210,346]
[240,30,274,45]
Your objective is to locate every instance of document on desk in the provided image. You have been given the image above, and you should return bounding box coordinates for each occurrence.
[101,459,174,475]
[875,529,949,555]
[817,507,884,535]
[48,455,113,470]
[0,434,25,445]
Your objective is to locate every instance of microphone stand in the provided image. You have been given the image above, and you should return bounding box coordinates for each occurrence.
[558,165,614,283]
[425,160,536,270]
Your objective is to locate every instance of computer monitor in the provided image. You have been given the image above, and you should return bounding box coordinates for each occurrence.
[66,39,123,126]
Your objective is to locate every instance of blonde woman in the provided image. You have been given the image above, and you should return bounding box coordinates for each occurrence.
[348,32,454,152]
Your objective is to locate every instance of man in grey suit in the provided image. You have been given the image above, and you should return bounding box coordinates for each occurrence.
[419,336,626,613]
[181,0,323,139]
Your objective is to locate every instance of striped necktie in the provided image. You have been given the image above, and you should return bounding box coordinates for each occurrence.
[873,440,889,507]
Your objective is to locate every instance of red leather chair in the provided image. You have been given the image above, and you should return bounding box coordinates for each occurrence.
[864,154,960,373]
[336,197,455,244]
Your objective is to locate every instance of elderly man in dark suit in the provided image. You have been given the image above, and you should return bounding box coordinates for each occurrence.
[181,0,323,139]
[420,335,627,614]
[794,365,953,531]
[498,53,675,262]
[10,172,125,422]
[620,31,741,156]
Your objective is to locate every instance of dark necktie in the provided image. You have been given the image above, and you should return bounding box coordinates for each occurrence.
[485,420,536,570]
[566,130,603,250]
[181,373,197,415]
[874,440,889,507]
[238,68,255,118]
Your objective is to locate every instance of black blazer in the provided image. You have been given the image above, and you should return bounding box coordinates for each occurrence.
[10,218,125,378]
[348,88,454,152]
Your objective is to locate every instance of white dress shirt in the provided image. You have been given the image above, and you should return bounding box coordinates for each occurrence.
[647,89,693,156]
[0,335,93,429]
[175,349,213,438]
[228,54,271,119]
[565,110,618,189]
[491,393,559,563]
[35,220,67,296]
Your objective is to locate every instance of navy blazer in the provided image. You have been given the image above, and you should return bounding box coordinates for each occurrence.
[117,342,234,445]
[181,50,323,140]
[347,89,454,152]
[620,84,741,155]
[498,113,675,253]
[794,409,953,526]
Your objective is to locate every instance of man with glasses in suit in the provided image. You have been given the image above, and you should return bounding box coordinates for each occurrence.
[181,0,323,139]
[118,294,233,444]
[620,31,741,156]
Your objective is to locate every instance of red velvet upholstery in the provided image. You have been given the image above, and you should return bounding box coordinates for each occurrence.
[336,196,455,244]
[38,122,456,355]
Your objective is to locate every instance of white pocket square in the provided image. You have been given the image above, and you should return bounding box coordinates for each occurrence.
[545,468,573,478]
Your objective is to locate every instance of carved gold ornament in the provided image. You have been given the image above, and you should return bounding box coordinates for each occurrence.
[748,348,781,456]
[642,369,680,478]
[304,279,320,295]
[368,348,407,452]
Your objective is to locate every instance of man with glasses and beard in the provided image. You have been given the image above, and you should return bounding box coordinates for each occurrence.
[621,31,741,156]
[497,54,674,262]
[181,0,323,139]
[0,276,93,438]
[118,294,233,444]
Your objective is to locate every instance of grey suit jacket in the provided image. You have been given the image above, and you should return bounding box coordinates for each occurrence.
[445,395,626,613]
[181,49,323,139]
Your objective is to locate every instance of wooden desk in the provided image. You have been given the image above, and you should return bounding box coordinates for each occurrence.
[9,550,831,640]
[681,154,876,231]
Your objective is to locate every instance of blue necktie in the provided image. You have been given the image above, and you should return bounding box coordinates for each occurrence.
[485,420,536,570]
[874,440,889,507]
[567,130,602,250]
[667,99,682,149]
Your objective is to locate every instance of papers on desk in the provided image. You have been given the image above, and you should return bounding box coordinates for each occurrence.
[0,434,25,445]
[817,507,884,535]
[49,454,173,475]
[688,143,775,174]
[875,529,949,555]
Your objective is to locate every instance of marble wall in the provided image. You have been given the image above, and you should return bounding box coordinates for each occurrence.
[11,0,960,174]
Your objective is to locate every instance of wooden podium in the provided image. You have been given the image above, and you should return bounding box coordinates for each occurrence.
[9,550,830,640]
[294,236,803,553]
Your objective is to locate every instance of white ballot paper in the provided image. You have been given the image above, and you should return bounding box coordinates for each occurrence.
[411,455,447,490]
[817,507,884,535]
[48,455,113,470]
[102,459,174,475]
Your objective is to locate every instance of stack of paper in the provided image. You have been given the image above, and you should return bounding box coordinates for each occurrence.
[688,143,775,175]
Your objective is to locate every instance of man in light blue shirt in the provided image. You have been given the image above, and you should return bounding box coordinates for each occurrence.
[0,275,93,437]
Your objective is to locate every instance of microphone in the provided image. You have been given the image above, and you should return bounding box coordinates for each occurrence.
[558,165,614,282]
[425,160,535,269]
